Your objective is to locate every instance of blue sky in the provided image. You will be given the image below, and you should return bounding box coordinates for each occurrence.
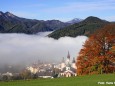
[0,0,115,21]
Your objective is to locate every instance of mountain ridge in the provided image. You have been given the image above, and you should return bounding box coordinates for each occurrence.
[48,16,110,39]
[0,11,70,34]
[0,11,113,39]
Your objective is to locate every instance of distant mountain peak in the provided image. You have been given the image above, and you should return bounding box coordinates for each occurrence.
[72,18,83,21]
[83,16,106,23]
[5,12,16,18]
[0,11,4,15]
[67,18,83,24]
[0,11,3,13]
[0,11,70,34]
[0,11,17,18]
[85,16,101,20]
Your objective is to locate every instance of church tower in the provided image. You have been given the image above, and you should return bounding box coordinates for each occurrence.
[71,57,77,69]
[67,51,70,59]
[66,51,71,67]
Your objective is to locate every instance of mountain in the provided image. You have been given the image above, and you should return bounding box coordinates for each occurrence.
[0,11,70,34]
[48,16,110,39]
[67,18,83,24]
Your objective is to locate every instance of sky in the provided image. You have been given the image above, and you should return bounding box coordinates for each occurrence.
[0,0,115,21]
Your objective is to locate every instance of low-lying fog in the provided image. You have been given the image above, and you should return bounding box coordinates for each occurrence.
[0,32,87,72]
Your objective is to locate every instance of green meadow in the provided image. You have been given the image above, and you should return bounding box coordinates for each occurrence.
[0,74,115,86]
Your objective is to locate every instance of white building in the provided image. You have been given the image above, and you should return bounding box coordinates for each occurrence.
[59,51,77,77]
[2,72,13,76]
[26,63,39,74]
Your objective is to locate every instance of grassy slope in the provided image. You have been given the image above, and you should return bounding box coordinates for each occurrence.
[0,74,115,86]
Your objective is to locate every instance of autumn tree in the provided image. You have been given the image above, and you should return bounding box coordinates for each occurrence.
[76,24,115,75]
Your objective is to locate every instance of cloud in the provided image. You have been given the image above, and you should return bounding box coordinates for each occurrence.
[37,31,53,37]
[42,0,115,13]
[23,4,45,8]
[0,33,87,66]
[104,16,115,21]
[9,0,115,21]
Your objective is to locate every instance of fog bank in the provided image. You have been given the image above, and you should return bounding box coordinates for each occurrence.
[0,33,87,65]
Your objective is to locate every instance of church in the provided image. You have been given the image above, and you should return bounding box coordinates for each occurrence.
[58,51,77,77]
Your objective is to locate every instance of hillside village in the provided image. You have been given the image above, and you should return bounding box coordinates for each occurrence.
[27,51,77,78]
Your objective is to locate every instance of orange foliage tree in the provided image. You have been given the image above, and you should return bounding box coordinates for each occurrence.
[76,24,115,75]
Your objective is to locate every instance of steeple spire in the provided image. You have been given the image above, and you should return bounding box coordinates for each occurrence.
[67,51,70,59]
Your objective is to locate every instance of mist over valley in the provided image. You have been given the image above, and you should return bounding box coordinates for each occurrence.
[0,32,87,73]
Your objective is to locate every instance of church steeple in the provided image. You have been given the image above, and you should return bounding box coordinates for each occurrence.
[67,51,70,59]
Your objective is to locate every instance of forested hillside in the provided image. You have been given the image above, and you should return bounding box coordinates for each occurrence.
[48,16,110,39]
